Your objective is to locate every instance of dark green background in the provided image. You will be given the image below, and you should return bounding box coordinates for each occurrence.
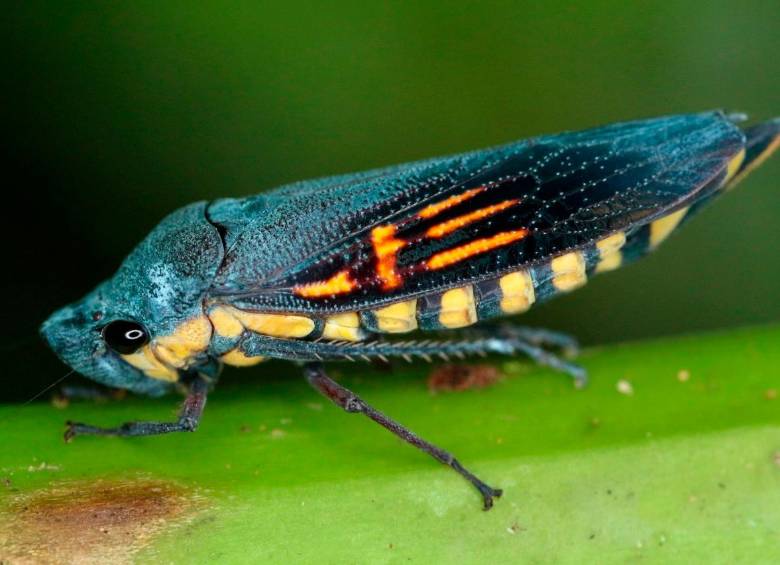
[4,2,779,400]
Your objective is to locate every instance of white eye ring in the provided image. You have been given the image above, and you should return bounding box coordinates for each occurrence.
[124,329,145,341]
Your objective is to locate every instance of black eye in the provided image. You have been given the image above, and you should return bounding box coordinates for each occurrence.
[102,320,150,354]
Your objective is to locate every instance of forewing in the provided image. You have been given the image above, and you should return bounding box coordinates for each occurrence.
[211,112,744,313]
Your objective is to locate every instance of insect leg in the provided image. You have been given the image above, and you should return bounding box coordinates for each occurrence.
[494,325,580,355]
[491,324,586,387]
[242,332,586,384]
[64,375,208,441]
[304,362,502,510]
[493,334,588,388]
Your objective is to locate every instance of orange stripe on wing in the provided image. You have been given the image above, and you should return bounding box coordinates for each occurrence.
[371,224,407,290]
[426,230,529,270]
[425,199,520,238]
[294,269,356,298]
[418,187,486,219]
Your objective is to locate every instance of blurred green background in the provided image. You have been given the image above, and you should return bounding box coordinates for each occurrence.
[3,1,779,400]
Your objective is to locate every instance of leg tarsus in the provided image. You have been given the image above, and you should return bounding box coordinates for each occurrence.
[490,326,588,388]
[500,325,580,357]
[305,363,502,510]
[451,459,503,510]
[513,340,588,388]
[64,376,208,441]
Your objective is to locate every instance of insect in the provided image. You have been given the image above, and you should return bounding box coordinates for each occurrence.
[41,111,779,510]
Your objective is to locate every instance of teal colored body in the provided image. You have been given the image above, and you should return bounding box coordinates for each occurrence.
[41,111,780,396]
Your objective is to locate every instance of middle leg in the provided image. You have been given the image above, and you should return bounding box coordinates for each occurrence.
[304,362,502,510]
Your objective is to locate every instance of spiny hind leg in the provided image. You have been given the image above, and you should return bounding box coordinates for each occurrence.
[240,331,587,386]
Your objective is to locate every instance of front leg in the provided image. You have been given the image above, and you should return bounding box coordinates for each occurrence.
[64,375,209,441]
[304,362,502,510]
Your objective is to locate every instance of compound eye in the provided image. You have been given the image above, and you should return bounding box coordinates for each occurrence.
[102,320,150,354]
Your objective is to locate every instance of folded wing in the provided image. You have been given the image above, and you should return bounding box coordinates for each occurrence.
[208,112,746,313]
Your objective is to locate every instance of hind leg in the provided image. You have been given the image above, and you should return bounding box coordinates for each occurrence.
[239,327,587,386]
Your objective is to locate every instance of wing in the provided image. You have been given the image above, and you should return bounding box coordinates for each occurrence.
[207,112,745,313]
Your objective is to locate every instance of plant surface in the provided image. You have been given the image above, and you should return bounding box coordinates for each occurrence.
[1,325,779,563]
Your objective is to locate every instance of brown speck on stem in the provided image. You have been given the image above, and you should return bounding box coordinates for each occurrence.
[428,364,502,393]
[0,478,202,564]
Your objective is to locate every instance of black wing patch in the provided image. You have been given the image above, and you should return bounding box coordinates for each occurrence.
[212,112,745,313]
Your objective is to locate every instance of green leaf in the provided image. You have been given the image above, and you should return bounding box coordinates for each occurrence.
[2,325,779,562]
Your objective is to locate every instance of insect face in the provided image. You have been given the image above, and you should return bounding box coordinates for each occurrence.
[41,202,224,394]
[40,288,172,395]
